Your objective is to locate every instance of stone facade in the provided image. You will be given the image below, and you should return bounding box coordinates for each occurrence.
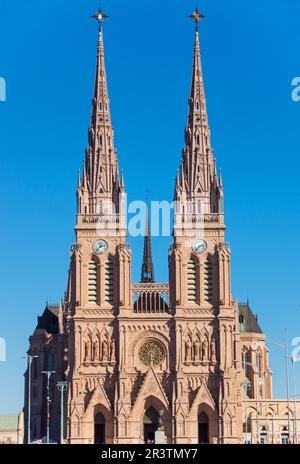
[23,16,300,445]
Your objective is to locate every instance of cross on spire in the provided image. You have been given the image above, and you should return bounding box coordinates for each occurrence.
[91,8,109,28]
[188,7,206,31]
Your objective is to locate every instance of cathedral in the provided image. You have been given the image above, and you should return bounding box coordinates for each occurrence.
[24,10,300,445]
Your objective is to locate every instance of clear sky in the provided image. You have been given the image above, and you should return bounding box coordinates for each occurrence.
[0,0,299,414]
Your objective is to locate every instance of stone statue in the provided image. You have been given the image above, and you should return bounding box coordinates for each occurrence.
[185,339,192,362]
[210,338,216,362]
[102,340,109,362]
[84,339,91,362]
[110,339,115,362]
[194,338,201,362]
[93,338,100,362]
[202,338,209,361]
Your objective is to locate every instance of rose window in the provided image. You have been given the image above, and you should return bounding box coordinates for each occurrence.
[138,340,165,367]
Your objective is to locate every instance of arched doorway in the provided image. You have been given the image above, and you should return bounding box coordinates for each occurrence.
[198,411,209,444]
[94,412,105,444]
[144,406,160,444]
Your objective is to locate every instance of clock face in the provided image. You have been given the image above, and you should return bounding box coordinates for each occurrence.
[93,239,108,255]
[192,239,207,254]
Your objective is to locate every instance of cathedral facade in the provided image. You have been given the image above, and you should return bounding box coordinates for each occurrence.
[24,13,299,445]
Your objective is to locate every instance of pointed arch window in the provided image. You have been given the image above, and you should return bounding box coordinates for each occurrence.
[187,259,197,303]
[88,259,98,304]
[256,348,263,378]
[104,259,114,304]
[242,348,251,381]
[204,255,213,304]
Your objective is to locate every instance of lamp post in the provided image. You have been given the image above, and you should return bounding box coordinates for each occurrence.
[57,381,68,445]
[241,380,251,443]
[287,355,300,444]
[42,370,56,444]
[23,354,39,444]
[269,329,292,443]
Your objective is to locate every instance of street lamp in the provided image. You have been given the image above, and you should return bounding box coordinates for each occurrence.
[286,355,300,444]
[23,354,39,444]
[241,379,251,443]
[57,381,68,445]
[269,329,292,443]
[42,370,56,444]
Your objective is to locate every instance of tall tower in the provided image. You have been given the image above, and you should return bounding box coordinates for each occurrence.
[65,10,132,444]
[169,9,243,444]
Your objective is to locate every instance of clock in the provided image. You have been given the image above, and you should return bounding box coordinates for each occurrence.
[192,239,207,254]
[93,239,108,255]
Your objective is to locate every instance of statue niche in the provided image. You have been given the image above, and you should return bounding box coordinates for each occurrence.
[210,337,217,363]
[202,337,209,363]
[101,339,109,363]
[93,338,101,364]
[84,337,92,364]
[193,337,201,364]
[185,338,192,364]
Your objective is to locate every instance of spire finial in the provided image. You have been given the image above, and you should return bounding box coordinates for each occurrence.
[91,8,109,28]
[188,7,206,32]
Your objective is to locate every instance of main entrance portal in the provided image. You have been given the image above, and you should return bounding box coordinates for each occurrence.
[144,407,160,444]
[94,412,105,444]
[198,412,209,444]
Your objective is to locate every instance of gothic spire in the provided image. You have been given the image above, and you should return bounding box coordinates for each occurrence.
[78,10,123,216]
[185,27,212,156]
[175,10,223,215]
[141,207,155,283]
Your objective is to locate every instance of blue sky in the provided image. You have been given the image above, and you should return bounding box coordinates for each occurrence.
[0,0,299,414]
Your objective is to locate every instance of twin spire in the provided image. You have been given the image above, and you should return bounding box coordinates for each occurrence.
[175,11,223,214]
[78,10,122,215]
[78,8,223,269]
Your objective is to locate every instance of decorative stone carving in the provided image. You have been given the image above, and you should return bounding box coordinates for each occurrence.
[84,338,92,363]
[139,340,165,367]
[194,338,201,363]
[93,338,100,363]
[110,339,115,362]
[102,340,109,362]
[202,338,209,361]
[185,338,192,363]
[210,338,216,362]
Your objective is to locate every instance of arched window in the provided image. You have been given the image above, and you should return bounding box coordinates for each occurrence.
[105,260,114,304]
[88,259,97,304]
[256,348,263,377]
[187,259,196,303]
[204,255,213,304]
[242,348,250,380]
